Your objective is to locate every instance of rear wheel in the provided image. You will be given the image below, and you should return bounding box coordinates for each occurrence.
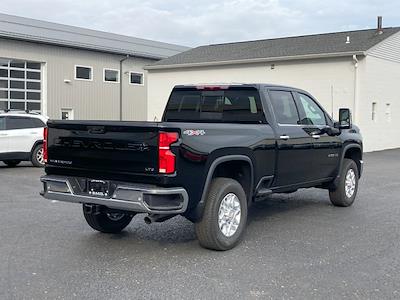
[329,158,359,207]
[195,177,248,251]
[31,144,45,167]
[3,160,21,167]
[83,205,134,233]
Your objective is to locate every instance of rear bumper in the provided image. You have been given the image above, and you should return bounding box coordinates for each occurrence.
[40,175,188,214]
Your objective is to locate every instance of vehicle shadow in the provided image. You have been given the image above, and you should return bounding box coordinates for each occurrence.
[247,190,331,223]
[77,189,333,250]
[80,214,197,246]
[0,162,38,168]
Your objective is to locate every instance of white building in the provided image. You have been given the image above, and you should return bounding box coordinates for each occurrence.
[0,13,188,121]
[146,22,400,152]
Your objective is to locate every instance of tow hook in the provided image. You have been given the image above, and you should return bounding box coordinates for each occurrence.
[83,204,101,215]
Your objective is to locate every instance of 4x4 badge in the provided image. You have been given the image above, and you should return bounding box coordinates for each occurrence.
[183,129,206,136]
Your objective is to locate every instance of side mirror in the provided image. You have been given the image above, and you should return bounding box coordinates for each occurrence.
[336,108,352,129]
[324,126,341,136]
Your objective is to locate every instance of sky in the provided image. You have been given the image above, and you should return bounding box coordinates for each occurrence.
[1,0,399,47]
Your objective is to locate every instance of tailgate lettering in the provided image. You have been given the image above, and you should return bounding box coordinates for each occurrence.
[54,138,150,152]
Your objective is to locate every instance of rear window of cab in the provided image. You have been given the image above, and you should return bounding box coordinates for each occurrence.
[163,87,265,124]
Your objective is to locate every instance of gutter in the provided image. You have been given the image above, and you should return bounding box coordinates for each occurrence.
[119,55,130,121]
[145,51,366,70]
[352,54,359,124]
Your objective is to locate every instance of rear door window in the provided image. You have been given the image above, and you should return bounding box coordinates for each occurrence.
[163,87,265,123]
[269,90,300,125]
[6,116,44,130]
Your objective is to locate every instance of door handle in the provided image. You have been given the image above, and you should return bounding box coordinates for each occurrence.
[312,134,320,139]
[279,135,290,140]
[0,133,7,136]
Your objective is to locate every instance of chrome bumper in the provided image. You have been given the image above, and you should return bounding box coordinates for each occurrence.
[40,175,188,214]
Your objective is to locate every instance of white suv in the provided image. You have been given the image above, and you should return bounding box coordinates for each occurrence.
[0,111,48,167]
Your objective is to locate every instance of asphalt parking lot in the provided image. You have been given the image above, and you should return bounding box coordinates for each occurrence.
[1,149,399,299]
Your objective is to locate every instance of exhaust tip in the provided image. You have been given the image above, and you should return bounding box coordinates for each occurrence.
[144,216,152,224]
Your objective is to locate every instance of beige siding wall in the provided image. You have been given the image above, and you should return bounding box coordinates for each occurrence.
[367,31,400,63]
[357,55,400,152]
[0,38,154,120]
[147,57,356,121]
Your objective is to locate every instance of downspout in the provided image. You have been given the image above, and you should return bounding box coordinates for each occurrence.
[119,55,130,121]
[352,54,359,124]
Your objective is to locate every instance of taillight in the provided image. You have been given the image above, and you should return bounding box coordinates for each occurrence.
[158,131,178,174]
[43,127,48,164]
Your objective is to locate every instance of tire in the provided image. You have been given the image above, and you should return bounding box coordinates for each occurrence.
[31,144,45,167]
[329,158,359,207]
[83,205,134,233]
[3,160,21,167]
[195,177,248,251]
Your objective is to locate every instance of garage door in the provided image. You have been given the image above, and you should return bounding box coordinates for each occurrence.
[0,58,42,112]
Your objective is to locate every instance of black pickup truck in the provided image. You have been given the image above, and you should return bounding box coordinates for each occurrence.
[40,84,363,250]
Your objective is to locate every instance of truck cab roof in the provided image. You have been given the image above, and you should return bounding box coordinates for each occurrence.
[173,83,310,94]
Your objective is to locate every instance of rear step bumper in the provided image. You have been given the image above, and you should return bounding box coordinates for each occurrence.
[40,175,188,214]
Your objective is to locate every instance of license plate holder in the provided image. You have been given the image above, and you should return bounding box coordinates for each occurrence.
[87,179,110,198]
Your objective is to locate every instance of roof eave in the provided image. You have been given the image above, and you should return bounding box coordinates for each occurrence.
[0,32,168,60]
[145,51,366,70]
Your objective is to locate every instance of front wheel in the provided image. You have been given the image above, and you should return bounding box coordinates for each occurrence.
[329,158,359,207]
[83,205,134,233]
[195,177,248,251]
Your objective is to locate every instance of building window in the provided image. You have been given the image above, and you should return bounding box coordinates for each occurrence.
[75,65,93,81]
[0,69,8,77]
[372,102,377,122]
[10,70,25,79]
[10,61,25,68]
[10,91,25,99]
[0,90,8,99]
[27,102,41,111]
[10,102,25,110]
[26,62,41,70]
[61,108,74,120]
[104,69,119,83]
[10,81,25,89]
[0,59,42,111]
[27,82,40,90]
[27,71,41,80]
[129,72,144,85]
[385,103,391,122]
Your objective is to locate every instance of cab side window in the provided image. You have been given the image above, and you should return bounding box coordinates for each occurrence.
[297,93,326,126]
[269,90,300,125]
[0,117,5,130]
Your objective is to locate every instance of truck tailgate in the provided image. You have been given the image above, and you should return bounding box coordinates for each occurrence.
[47,121,160,175]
